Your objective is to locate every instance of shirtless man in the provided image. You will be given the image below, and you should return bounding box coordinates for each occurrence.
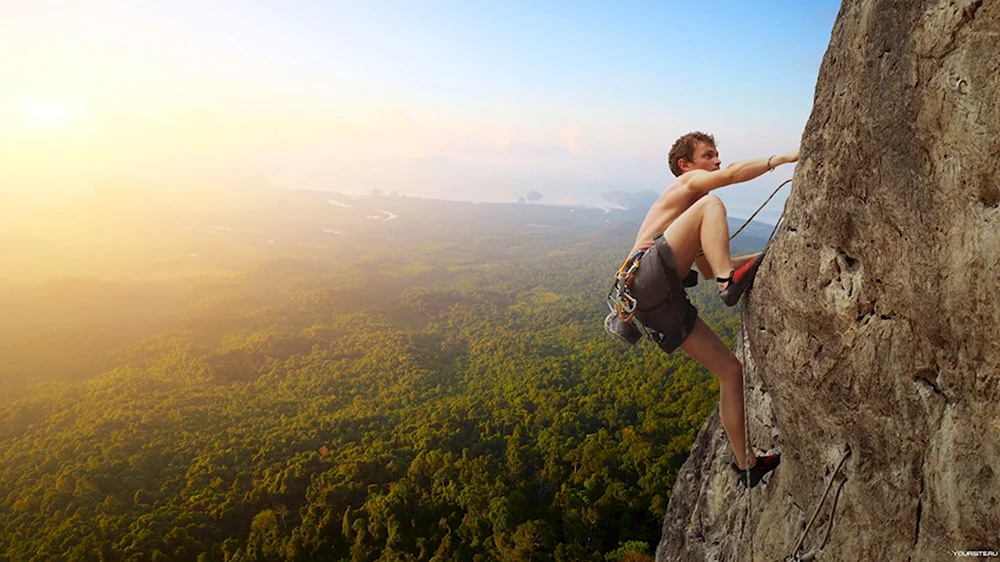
[626,131,798,487]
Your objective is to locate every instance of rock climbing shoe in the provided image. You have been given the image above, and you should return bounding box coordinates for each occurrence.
[731,453,781,489]
[718,251,766,307]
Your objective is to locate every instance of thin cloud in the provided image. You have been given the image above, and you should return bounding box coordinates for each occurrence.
[373,104,419,133]
[563,125,582,153]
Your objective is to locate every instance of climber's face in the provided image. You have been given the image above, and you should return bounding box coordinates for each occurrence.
[680,141,722,173]
[693,142,722,171]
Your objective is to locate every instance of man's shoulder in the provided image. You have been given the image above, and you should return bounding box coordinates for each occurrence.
[647,178,703,215]
[660,177,696,202]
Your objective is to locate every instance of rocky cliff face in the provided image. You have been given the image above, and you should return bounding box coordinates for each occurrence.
[657,1,1000,560]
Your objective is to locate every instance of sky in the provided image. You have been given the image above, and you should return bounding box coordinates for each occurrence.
[1,0,841,222]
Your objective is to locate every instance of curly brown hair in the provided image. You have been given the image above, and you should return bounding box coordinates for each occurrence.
[667,131,716,177]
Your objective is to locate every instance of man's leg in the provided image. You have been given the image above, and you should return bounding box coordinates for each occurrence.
[679,317,757,470]
[693,255,715,282]
[662,195,734,288]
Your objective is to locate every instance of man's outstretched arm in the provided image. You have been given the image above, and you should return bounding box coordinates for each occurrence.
[683,149,799,195]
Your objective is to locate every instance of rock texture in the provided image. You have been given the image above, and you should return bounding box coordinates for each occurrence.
[655,333,786,562]
[658,1,1000,560]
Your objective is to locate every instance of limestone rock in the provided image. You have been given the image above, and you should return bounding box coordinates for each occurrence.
[655,332,787,562]
[657,1,1000,560]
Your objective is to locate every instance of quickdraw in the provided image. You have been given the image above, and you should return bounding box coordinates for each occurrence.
[609,250,644,322]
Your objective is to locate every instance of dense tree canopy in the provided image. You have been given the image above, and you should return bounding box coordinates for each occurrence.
[0,196,756,561]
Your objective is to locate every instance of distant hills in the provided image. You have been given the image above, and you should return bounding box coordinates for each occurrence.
[1,185,776,287]
[601,190,659,210]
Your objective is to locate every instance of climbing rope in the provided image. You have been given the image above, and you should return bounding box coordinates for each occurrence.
[819,471,848,547]
[731,179,792,242]
[730,182,854,561]
[696,178,791,260]
[739,313,752,561]
[735,181,790,561]
[732,180,853,560]
[788,444,852,561]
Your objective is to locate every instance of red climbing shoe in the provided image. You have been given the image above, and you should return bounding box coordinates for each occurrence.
[718,251,766,307]
[731,453,781,489]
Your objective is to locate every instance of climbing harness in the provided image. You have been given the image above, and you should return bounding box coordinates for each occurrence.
[605,233,698,351]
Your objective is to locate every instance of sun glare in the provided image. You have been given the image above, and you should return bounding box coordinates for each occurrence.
[14,98,83,131]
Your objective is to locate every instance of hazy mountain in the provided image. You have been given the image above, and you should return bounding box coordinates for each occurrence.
[601,189,659,210]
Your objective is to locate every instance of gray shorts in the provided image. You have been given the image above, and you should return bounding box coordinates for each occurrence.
[629,234,698,353]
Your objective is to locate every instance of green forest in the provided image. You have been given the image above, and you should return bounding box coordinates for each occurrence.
[0,191,757,561]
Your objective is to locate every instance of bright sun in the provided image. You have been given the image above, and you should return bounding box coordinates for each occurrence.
[15,98,83,132]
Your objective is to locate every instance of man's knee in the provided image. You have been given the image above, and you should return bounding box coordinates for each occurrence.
[700,194,727,214]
